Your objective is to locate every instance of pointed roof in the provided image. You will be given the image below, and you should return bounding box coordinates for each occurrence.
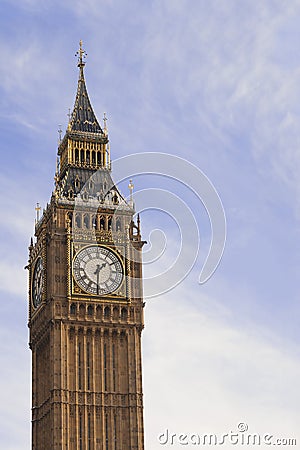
[69,41,104,134]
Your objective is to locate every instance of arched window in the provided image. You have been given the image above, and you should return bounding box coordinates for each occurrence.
[112,193,119,205]
[104,306,110,319]
[75,214,81,228]
[80,149,84,164]
[100,216,105,230]
[96,305,102,319]
[121,307,127,320]
[92,215,96,228]
[92,151,96,165]
[87,305,93,316]
[79,412,83,447]
[75,148,79,164]
[108,217,112,230]
[70,303,76,315]
[97,152,101,165]
[68,188,74,200]
[116,218,122,231]
[88,414,92,447]
[113,307,119,320]
[84,215,89,228]
[79,304,85,317]
[75,176,80,191]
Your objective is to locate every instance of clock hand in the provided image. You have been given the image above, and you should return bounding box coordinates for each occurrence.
[94,262,107,294]
[94,265,100,294]
[93,262,107,276]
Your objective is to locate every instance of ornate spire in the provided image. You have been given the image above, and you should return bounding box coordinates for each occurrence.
[75,40,86,81]
[69,41,104,134]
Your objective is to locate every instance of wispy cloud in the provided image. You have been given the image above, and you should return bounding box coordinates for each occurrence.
[144,290,300,448]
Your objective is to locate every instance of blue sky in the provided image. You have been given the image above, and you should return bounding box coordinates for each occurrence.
[1,0,300,448]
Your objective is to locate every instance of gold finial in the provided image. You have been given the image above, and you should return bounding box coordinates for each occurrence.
[67,108,72,131]
[35,202,41,223]
[103,112,108,136]
[128,179,134,205]
[75,40,87,67]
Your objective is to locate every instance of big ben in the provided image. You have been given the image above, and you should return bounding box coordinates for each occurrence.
[27,42,145,450]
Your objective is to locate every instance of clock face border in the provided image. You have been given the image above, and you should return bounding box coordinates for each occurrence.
[72,245,124,296]
[31,256,44,309]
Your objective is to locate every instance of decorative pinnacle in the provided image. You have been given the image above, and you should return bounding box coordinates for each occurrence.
[58,124,62,143]
[128,179,134,206]
[103,112,108,136]
[75,40,87,70]
[35,202,41,223]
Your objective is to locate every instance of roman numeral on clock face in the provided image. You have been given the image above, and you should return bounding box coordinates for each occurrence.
[73,246,124,295]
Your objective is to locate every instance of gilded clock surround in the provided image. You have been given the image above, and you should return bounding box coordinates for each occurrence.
[72,244,125,297]
[31,256,44,308]
[27,42,145,450]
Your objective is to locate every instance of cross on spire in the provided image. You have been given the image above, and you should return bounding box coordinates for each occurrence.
[75,40,87,68]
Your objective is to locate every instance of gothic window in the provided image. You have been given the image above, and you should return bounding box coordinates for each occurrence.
[105,414,109,450]
[92,151,96,165]
[130,308,134,320]
[108,216,112,230]
[113,415,117,450]
[96,305,102,319]
[70,303,76,315]
[121,307,127,321]
[86,151,90,164]
[116,218,122,231]
[87,305,93,316]
[78,342,82,390]
[75,176,80,190]
[112,192,119,205]
[79,304,85,317]
[68,188,74,200]
[88,179,94,191]
[87,342,91,390]
[104,343,108,391]
[82,190,89,201]
[88,414,92,450]
[104,306,110,319]
[100,216,105,230]
[75,214,81,228]
[79,412,83,450]
[97,152,101,165]
[112,344,116,391]
[92,215,96,228]
[84,214,89,228]
[113,307,119,320]
[80,149,84,164]
[75,148,79,164]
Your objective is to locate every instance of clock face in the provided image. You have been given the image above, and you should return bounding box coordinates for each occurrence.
[73,246,124,295]
[32,257,44,308]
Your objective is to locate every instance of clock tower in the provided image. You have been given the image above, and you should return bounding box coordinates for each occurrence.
[28,42,145,450]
